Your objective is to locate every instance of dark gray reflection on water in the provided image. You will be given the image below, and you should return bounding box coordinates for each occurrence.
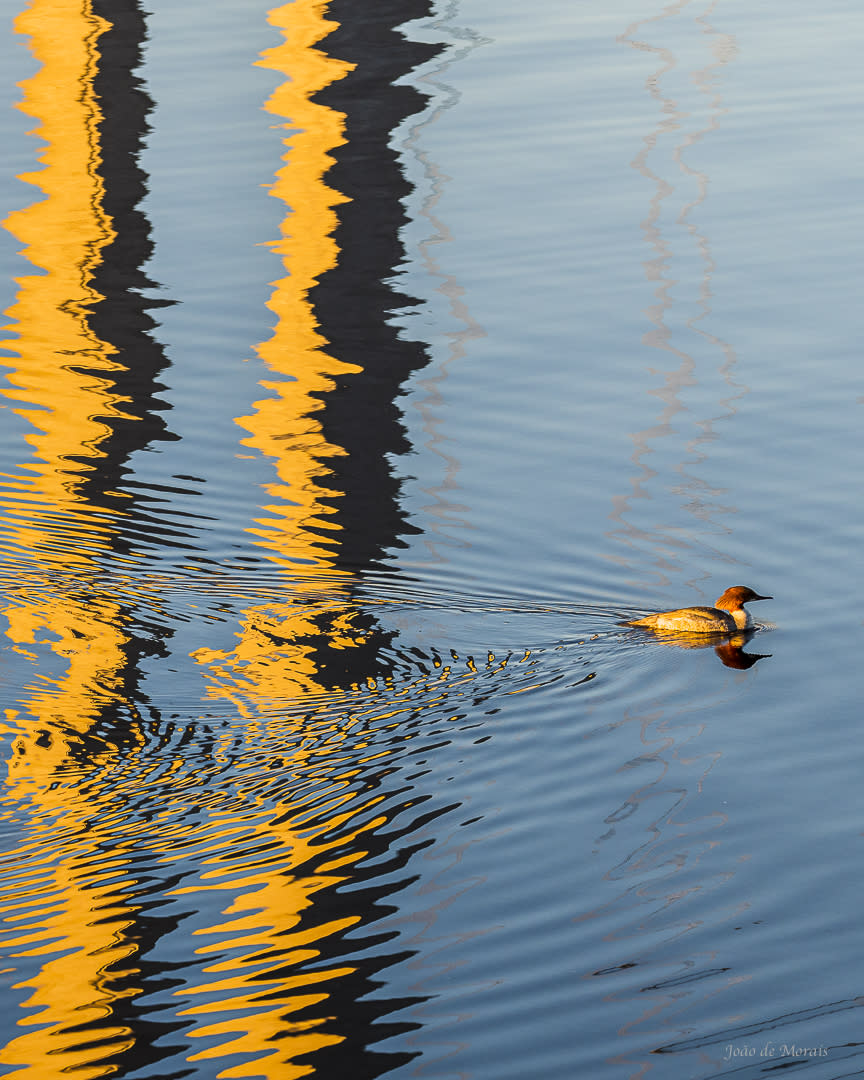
[610,2,747,588]
[306,0,441,576]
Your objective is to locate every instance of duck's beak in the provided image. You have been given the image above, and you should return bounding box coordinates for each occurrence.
[752,593,772,601]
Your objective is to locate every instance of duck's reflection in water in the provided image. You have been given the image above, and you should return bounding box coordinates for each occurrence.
[626,626,772,669]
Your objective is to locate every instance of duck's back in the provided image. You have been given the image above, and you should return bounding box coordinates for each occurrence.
[627,606,736,633]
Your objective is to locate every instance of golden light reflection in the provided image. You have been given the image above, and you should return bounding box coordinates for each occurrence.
[162,642,544,1077]
[179,3,412,1074]
[169,803,363,1078]
[0,0,119,564]
[242,0,358,571]
[0,0,140,762]
[0,829,139,1080]
[0,0,447,1076]
[192,0,375,706]
[0,3,155,1076]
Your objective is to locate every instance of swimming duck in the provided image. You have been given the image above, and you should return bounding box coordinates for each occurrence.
[625,585,772,633]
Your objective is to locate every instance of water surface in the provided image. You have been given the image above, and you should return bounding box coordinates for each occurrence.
[0,0,862,1077]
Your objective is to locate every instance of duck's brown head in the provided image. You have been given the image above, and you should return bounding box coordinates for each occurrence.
[715,585,772,611]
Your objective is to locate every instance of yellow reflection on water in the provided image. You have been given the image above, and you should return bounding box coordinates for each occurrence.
[182,2,406,1075]
[0,0,141,752]
[164,738,403,1079]
[1,0,120,527]
[168,794,363,1078]
[0,4,153,1076]
[0,1,441,1076]
[193,0,370,702]
[0,0,146,762]
[0,817,139,1079]
[242,0,358,571]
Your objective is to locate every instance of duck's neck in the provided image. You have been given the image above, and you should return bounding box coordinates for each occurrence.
[726,607,751,629]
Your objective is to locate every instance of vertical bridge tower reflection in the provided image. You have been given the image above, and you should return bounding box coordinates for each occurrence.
[199,0,442,699]
[0,0,180,1076]
[0,0,176,766]
[182,2,454,1078]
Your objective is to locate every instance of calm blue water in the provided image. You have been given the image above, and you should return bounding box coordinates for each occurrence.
[0,0,861,1077]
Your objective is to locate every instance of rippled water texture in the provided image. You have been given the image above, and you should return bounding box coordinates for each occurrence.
[1,1,862,1077]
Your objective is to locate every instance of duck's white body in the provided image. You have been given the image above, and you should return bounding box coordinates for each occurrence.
[626,586,772,634]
